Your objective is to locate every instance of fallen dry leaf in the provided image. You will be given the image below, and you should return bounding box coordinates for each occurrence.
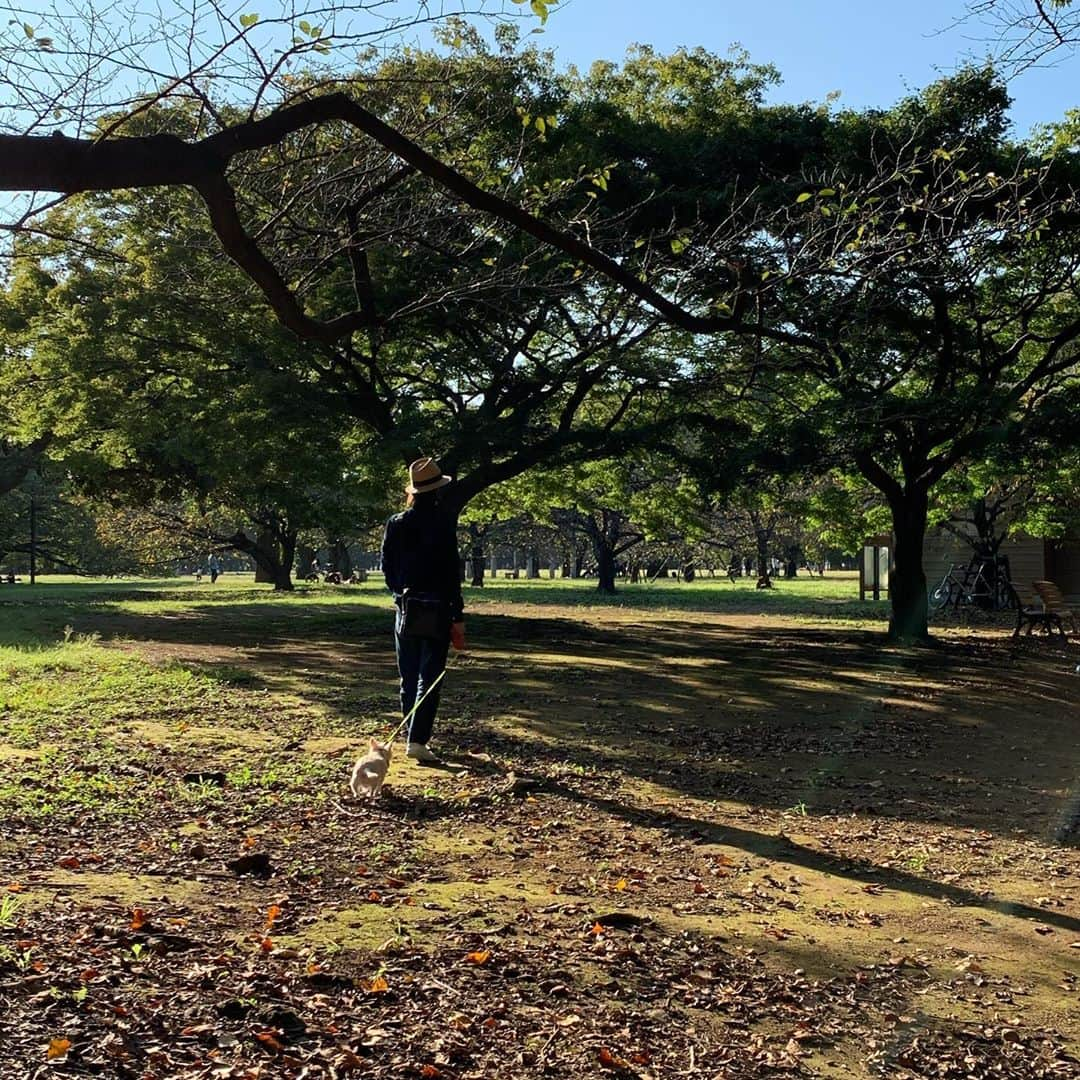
[363,975,390,993]
[465,950,491,966]
[599,1047,629,1070]
[254,1030,285,1053]
[129,908,147,931]
[46,1039,71,1060]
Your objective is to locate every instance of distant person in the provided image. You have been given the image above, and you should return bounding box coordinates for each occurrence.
[208,553,220,584]
[382,458,465,763]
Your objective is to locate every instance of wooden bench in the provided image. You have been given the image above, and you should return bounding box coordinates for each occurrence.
[1010,583,1066,640]
[1032,580,1079,636]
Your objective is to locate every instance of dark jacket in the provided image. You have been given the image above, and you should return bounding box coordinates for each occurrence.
[381,503,464,621]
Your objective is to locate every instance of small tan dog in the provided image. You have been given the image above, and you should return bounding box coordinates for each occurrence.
[349,739,392,800]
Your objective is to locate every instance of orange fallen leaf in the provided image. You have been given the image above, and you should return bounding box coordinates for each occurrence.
[363,975,390,993]
[80,968,98,982]
[465,950,491,966]
[46,1039,71,1060]
[255,1030,285,1053]
[243,836,257,849]
[588,922,605,936]
[260,937,274,952]
[129,908,147,931]
[7,882,23,892]
[367,890,383,903]
[57,856,80,870]
[420,1067,441,1078]
[613,879,628,892]
[265,904,283,927]
[599,1047,629,1070]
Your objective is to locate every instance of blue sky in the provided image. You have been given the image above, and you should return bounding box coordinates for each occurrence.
[521,0,1077,137]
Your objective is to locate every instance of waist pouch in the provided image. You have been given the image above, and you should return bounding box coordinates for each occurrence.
[397,590,449,640]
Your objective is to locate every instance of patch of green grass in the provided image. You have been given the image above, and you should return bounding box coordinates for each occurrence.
[0,573,888,652]
[465,571,888,622]
[0,643,251,748]
[0,893,23,928]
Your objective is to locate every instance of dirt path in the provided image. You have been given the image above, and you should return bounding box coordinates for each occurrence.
[1,602,1077,1077]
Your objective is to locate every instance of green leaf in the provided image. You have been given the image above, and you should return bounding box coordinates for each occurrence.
[298,19,311,35]
[530,0,549,24]
[795,192,813,203]
[534,115,546,134]
[23,22,34,38]
[817,187,836,197]
[239,13,259,27]
[670,235,690,255]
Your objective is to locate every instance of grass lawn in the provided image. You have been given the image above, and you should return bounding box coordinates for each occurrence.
[0,574,1077,1077]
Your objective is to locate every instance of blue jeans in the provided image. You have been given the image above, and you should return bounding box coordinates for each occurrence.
[394,629,450,745]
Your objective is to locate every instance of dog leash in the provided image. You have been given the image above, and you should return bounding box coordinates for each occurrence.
[332,665,451,818]
[382,667,447,746]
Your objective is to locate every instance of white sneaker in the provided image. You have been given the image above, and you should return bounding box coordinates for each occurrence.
[406,742,439,763]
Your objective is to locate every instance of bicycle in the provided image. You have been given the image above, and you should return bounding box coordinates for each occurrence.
[930,555,1015,612]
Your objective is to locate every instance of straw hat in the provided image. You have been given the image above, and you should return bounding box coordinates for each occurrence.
[405,457,452,494]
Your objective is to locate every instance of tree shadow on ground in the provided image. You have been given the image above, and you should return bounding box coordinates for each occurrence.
[406,741,1080,937]
[3,594,1076,848]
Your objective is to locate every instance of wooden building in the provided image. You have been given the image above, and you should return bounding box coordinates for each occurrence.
[922,529,1080,601]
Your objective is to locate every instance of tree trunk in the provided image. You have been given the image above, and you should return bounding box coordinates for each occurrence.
[295,545,316,579]
[755,530,772,588]
[584,519,617,594]
[469,526,485,588]
[596,543,617,594]
[887,488,930,642]
[329,539,352,578]
[253,528,278,584]
[237,526,295,591]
